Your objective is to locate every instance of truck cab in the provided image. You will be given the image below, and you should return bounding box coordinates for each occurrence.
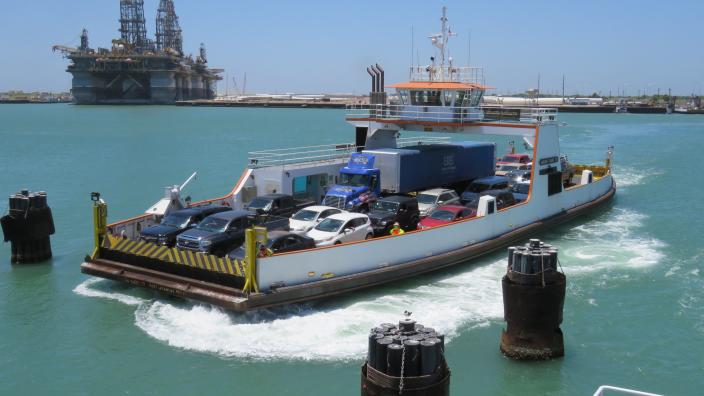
[323,153,380,212]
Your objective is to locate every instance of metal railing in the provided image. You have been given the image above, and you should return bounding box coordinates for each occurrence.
[248,143,357,168]
[409,65,484,85]
[346,104,558,125]
[592,385,663,396]
[248,137,456,168]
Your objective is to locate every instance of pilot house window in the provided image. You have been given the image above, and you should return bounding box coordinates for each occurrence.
[410,90,442,106]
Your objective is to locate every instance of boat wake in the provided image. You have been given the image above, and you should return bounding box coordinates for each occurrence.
[73,208,665,360]
[73,277,146,306]
[557,208,665,275]
[611,166,662,188]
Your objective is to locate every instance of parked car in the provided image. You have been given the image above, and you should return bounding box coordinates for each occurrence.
[506,169,532,185]
[495,162,531,176]
[289,205,345,233]
[461,176,509,204]
[228,231,316,259]
[416,188,461,217]
[418,205,476,229]
[306,212,374,247]
[176,210,288,256]
[367,195,420,236]
[246,193,316,218]
[465,189,518,211]
[496,153,531,168]
[140,205,231,247]
[510,181,531,202]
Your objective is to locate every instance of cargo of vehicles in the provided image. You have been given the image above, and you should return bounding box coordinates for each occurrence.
[323,142,495,211]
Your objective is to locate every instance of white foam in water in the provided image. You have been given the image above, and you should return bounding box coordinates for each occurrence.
[612,166,662,188]
[132,260,507,360]
[559,208,665,275]
[74,278,145,306]
[74,207,665,360]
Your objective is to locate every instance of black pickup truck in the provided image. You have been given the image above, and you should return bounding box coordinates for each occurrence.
[367,195,420,236]
[175,210,289,256]
[139,205,231,247]
[246,194,316,218]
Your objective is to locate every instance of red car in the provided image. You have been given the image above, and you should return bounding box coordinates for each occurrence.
[496,153,531,167]
[418,205,476,229]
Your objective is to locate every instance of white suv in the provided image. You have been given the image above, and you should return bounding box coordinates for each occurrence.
[289,206,345,233]
[306,212,374,247]
[416,188,461,217]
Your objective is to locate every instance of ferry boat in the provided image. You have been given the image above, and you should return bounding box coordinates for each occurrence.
[82,8,616,311]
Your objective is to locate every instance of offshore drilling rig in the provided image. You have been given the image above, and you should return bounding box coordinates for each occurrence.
[53,0,222,104]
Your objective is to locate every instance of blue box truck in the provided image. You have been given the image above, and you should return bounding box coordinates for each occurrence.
[322,142,495,211]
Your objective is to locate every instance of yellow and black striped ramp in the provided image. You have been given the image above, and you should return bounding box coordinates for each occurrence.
[102,235,245,277]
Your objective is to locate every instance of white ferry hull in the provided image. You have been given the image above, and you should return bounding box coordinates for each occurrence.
[83,176,614,311]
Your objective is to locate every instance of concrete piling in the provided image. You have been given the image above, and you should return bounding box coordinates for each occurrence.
[1,190,55,263]
[500,239,566,360]
[362,316,450,395]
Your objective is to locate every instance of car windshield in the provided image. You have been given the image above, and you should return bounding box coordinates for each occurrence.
[371,200,400,213]
[511,183,530,194]
[429,210,456,222]
[339,173,371,187]
[417,194,437,205]
[500,165,518,171]
[196,217,229,232]
[161,214,190,228]
[466,183,491,193]
[248,197,272,211]
[314,218,344,232]
[292,209,318,221]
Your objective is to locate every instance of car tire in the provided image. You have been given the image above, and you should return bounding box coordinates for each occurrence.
[334,241,342,245]
[365,233,373,240]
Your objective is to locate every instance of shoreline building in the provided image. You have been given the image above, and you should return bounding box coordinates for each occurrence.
[53,0,222,105]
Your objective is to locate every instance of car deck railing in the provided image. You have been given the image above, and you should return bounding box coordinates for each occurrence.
[248,137,456,168]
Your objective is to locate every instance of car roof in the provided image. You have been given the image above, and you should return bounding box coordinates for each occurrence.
[419,188,455,195]
[256,193,289,199]
[171,205,226,216]
[326,212,368,221]
[298,205,341,213]
[208,210,251,220]
[436,204,466,212]
[503,153,529,158]
[268,230,308,239]
[472,175,508,184]
[379,195,415,203]
[482,189,511,197]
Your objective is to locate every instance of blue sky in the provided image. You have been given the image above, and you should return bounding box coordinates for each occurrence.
[1,0,703,96]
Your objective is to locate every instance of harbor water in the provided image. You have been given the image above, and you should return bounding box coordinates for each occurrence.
[0,105,702,395]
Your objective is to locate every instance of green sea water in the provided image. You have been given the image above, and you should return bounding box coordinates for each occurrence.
[0,104,702,395]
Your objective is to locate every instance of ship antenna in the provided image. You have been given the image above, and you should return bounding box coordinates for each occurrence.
[428,6,456,82]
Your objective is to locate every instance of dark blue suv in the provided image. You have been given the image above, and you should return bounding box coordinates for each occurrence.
[140,205,232,247]
[461,175,509,204]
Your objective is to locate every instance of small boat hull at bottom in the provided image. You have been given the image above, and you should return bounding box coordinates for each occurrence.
[81,182,615,312]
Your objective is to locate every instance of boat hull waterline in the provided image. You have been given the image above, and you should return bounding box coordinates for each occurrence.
[81,178,615,311]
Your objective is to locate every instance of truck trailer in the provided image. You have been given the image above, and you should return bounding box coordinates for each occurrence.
[322,142,495,211]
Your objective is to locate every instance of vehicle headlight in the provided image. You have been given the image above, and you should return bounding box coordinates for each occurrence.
[380,220,388,226]
[200,240,212,247]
